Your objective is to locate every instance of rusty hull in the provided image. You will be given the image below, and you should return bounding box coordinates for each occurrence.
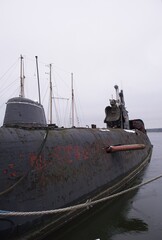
[0,127,152,239]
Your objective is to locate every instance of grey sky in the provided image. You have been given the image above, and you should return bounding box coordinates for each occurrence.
[0,0,162,128]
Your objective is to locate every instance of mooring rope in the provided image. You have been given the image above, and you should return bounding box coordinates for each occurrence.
[0,174,162,217]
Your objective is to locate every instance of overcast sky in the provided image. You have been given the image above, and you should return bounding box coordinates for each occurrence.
[0,0,162,128]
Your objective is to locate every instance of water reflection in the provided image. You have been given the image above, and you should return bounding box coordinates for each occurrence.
[46,188,148,240]
[118,217,148,233]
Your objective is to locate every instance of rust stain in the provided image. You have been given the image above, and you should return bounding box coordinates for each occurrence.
[10,172,17,177]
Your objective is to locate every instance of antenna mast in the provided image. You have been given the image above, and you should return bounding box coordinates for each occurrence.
[71,72,74,127]
[19,55,25,97]
[49,64,52,124]
[35,56,41,104]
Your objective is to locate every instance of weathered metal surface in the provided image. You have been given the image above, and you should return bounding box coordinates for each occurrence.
[0,126,152,239]
[0,87,153,239]
[3,97,47,127]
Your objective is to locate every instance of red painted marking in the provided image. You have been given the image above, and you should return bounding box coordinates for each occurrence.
[50,145,91,162]
[29,144,92,171]
[51,146,61,161]
[74,145,80,160]
[29,153,37,167]
[64,145,73,163]
[8,163,14,169]
[82,148,89,160]
[29,152,47,171]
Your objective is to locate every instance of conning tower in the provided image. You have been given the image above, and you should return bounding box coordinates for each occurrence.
[3,97,47,127]
[104,85,129,129]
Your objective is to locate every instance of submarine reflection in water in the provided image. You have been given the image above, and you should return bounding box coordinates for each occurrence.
[48,184,148,240]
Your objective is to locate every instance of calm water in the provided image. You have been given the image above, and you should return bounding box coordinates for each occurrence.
[46,132,162,240]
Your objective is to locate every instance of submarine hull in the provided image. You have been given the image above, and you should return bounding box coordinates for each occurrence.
[0,127,152,239]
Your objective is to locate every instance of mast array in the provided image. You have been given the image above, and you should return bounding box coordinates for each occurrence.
[19,56,76,127]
